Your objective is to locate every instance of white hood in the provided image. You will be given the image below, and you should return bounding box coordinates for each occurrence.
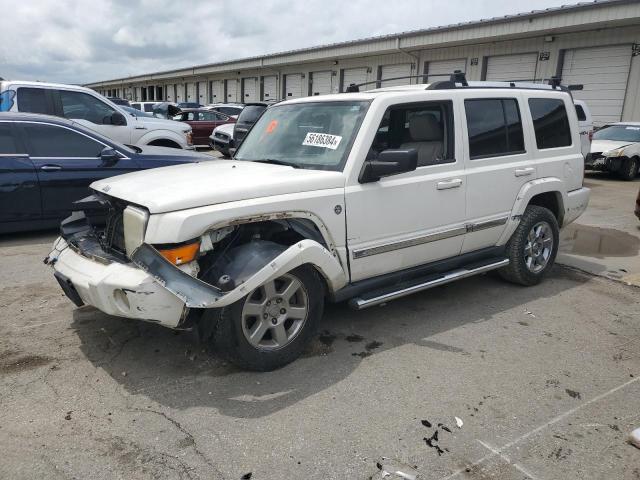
[212,122,235,137]
[590,139,633,153]
[132,115,189,133]
[91,160,344,213]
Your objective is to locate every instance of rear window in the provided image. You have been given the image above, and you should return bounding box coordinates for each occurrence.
[17,88,51,115]
[528,98,572,149]
[465,98,524,159]
[238,105,266,123]
[575,104,587,122]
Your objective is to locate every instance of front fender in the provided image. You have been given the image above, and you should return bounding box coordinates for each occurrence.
[137,129,187,148]
[496,177,566,245]
[132,239,347,309]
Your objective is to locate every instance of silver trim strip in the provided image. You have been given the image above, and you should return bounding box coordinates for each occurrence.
[351,216,509,260]
[351,259,509,309]
[352,225,467,259]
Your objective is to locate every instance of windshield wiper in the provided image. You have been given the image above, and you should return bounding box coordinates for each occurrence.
[252,159,301,168]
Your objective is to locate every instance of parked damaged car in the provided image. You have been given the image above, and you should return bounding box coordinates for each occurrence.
[47,79,589,371]
[588,122,640,180]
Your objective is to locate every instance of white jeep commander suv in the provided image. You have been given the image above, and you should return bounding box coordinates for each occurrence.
[47,76,590,371]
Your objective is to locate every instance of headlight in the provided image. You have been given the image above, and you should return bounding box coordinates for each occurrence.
[604,148,625,157]
[185,130,193,145]
[157,240,200,265]
[123,206,149,256]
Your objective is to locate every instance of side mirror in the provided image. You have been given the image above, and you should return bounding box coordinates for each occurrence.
[100,147,121,166]
[358,149,418,183]
[109,112,127,126]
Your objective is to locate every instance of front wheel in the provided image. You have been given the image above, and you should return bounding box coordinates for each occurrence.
[619,157,638,181]
[499,205,559,286]
[207,265,324,371]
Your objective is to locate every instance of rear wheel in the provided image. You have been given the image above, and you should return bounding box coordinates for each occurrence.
[619,157,638,181]
[499,205,559,286]
[206,265,324,371]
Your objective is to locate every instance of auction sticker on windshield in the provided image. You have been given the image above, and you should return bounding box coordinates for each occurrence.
[302,132,342,150]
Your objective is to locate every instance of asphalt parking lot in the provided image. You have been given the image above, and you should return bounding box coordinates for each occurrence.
[0,171,639,480]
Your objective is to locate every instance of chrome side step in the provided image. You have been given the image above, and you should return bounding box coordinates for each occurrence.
[349,258,509,310]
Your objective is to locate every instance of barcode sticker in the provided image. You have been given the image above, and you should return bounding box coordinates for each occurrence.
[302,132,342,150]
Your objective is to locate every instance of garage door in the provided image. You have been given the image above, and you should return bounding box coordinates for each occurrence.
[343,67,369,91]
[262,75,277,100]
[226,79,239,102]
[176,84,184,102]
[426,58,467,83]
[561,45,632,125]
[381,63,412,87]
[197,82,207,105]
[311,71,333,96]
[185,83,196,102]
[285,74,304,99]
[243,77,258,102]
[209,80,223,103]
[166,84,174,102]
[486,53,539,82]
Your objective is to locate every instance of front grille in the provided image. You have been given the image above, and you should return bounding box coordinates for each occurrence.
[102,203,126,255]
[215,132,229,141]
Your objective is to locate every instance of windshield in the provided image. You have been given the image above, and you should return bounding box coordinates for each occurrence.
[593,125,640,142]
[234,101,369,171]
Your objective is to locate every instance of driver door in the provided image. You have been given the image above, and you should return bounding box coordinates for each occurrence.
[345,99,467,282]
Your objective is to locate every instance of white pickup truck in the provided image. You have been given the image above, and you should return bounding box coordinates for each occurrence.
[47,78,590,371]
[0,81,193,149]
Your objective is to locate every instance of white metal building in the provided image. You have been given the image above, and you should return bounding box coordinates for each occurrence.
[91,0,640,125]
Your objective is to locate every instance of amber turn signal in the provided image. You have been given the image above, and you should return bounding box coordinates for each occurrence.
[158,241,200,265]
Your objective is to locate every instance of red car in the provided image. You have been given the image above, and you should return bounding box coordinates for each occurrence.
[174,108,235,148]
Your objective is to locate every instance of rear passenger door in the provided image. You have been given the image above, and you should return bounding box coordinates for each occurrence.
[461,94,535,253]
[19,122,137,220]
[0,122,42,226]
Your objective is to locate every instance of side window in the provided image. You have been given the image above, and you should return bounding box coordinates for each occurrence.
[23,124,104,158]
[16,88,52,115]
[575,104,587,122]
[186,112,196,121]
[59,90,118,125]
[143,104,154,112]
[215,113,228,121]
[0,123,18,154]
[528,98,572,149]
[369,101,454,167]
[465,98,525,159]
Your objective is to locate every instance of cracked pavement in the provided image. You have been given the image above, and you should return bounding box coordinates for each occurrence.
[0,174,639,480]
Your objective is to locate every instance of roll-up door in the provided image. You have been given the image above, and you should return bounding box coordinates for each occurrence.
[166,84,174,102]
[342,67,369,91]
[285,74,303,98]
[243,77,258,102]
[426,58,467,83]
[380,63,412,87]
[186,83,197,102]
[226,79,239,102]
[561,45,632,125]
[209,80,223,103]
[197,81,207,105]
[262,75,277,100]
[311,71,332,96]
[176,84,184,102]
[485,53,538,82]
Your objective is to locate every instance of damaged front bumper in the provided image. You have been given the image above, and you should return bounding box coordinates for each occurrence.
[48,237,188,328]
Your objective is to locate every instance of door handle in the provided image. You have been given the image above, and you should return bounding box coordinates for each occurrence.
[40,164,62,172]
[437,178,462,190]
[514,167,535,177]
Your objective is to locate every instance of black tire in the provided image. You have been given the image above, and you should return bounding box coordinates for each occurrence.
[619,157,638,181]
[204,265,324,371]
[499,205,559,286]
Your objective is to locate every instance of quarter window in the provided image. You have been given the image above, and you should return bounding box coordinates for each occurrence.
[528,98,572,149]
[23,124,104,157]
[465,98,524,159]
[575,104,587,122]
[0,124,17,154]
[17,88,52,115]
[60,90,119,125]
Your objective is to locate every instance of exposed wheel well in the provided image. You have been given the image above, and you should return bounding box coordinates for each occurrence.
[528,191,564,227]
[148,139,181,149]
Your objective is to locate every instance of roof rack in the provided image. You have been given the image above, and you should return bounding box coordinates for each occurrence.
[343,70,582,96]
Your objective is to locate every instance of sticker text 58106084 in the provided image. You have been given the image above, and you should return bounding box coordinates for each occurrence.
[302,132,342,150]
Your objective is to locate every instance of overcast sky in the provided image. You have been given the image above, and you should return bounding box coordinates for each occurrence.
[0,0,575,85]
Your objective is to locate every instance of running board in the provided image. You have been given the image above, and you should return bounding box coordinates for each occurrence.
[349,258,509,310]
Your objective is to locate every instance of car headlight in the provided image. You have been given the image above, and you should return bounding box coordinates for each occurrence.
[123,206,149,256]
[184,130,193,145]
[603,148,625,157]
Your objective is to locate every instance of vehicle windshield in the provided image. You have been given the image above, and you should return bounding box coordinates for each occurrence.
[593,125,640,142]
[234,101,369,171]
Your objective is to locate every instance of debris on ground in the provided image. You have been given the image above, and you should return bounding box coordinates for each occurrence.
[121,371,127,377]
[240,473,252,479]
[455,417,463,428]
[524,309,536,318]
[64,411,72,420]
[374,457,418,480]
[565,389,581,399]
[421,420,432,428]
[628,428,640,449]
[420,419,452,456]
[438,423,452,433]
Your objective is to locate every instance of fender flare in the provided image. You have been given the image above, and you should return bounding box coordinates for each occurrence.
[137,129,186,148]
[132,239,347,309]
[496,177,566,245]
